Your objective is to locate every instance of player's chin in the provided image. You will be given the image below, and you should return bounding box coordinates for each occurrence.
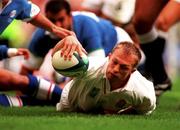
[106,72,114,79]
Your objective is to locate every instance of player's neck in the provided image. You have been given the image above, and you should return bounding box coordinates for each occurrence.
[110,77,129,91]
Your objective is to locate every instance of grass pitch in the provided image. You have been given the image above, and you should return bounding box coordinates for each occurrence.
[0,76,180,130]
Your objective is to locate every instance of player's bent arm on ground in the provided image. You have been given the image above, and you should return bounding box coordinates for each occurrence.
[103,106,137,115]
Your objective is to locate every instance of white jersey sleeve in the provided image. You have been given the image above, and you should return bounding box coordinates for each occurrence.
[115,26,133,43]
[81,0,103,11]
[23,1,40,21]
[101,0,136,24]
[122,71,156,114]
[87,56,107,71]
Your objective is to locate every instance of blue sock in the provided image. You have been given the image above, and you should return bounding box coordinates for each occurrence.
[51,85,62,104]
[0,94,24,107]
[26,74,39,96]
[0,94,10,106]
[26,74,62,104]
[0,94,59,107]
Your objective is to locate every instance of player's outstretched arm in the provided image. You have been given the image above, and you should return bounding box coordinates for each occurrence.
[7,48,30,60]
[29,13,74,38]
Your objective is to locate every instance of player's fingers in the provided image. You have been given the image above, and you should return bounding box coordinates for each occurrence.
[78,43,87,55]
[62,44,73,60]
[53,27,69,38]
[76,45,87,58]
[60,43,69,57]
[52,40,64,56]
[68,44,77,60]
[23,52,30,60]
[81,47,87,55]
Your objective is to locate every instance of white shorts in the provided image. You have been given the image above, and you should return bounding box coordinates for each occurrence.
[56,80,73,111]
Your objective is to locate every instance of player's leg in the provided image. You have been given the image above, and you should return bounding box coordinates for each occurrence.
[133,0,167,34]
[156,0,180,32]
[0,94,59,107]
[132,0,171,96]
[0,69,62,106]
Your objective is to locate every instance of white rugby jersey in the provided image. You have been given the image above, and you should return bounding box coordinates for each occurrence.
[82,0,135,24]
[57,57,156,115]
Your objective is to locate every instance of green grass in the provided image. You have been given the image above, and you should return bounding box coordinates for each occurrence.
[0,76,180,130]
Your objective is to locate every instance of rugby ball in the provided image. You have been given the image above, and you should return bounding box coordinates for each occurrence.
[52,50,89,77]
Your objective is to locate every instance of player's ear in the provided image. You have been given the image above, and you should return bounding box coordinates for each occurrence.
[131,68,136,73]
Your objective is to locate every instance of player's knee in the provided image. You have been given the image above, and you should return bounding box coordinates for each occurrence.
[133,17,154,33]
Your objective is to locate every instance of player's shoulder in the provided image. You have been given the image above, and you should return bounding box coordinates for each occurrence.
[88,56,107,70]
[13,0,29,6]
[73,11,100,22]
[4,0,28,10]
[126,70,154,92]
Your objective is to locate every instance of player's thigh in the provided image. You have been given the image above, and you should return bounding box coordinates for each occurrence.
[0,69,28,90]
[156,0,180,31]
[133,0,168,33]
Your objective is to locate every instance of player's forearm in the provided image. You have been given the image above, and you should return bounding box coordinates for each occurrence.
[30,13,55,33]
[30,13,73,38]
[0,69,29,92]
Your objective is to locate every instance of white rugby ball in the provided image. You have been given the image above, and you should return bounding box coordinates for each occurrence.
[52,50,89,77]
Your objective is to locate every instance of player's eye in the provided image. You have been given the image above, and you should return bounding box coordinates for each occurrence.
[112,59,118,65]
[57,18,64,22]
[49,18,56,23]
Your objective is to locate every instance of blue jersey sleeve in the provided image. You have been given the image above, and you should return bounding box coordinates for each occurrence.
[28,29,59,57]
[73,15,103,53]
[0,0,39,34]
[0,45,8,60]
[72,13,117,56]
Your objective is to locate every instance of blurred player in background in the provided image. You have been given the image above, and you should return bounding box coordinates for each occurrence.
[80,0,139,44]
[132,0,176,97]
[0,0,86,58]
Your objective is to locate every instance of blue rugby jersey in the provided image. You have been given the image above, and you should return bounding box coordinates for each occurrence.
[0,0,40,34]
[0,45,8,60]
[72,12,117,55]
[28,12,117,58]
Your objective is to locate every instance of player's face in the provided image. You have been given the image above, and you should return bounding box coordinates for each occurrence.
[46,9,72,30]
[106,49,136,85]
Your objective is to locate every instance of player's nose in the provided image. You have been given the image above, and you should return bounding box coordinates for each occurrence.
[112,65,120,74]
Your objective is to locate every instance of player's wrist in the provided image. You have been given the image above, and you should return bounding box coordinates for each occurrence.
[7,48,18,58]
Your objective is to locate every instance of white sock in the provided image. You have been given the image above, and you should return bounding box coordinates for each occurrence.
[139,27,158,44]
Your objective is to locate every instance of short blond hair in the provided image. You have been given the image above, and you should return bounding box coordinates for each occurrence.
[112,41,142,68]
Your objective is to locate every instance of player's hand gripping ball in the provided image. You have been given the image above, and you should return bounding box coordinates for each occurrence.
[52,50,89,77]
